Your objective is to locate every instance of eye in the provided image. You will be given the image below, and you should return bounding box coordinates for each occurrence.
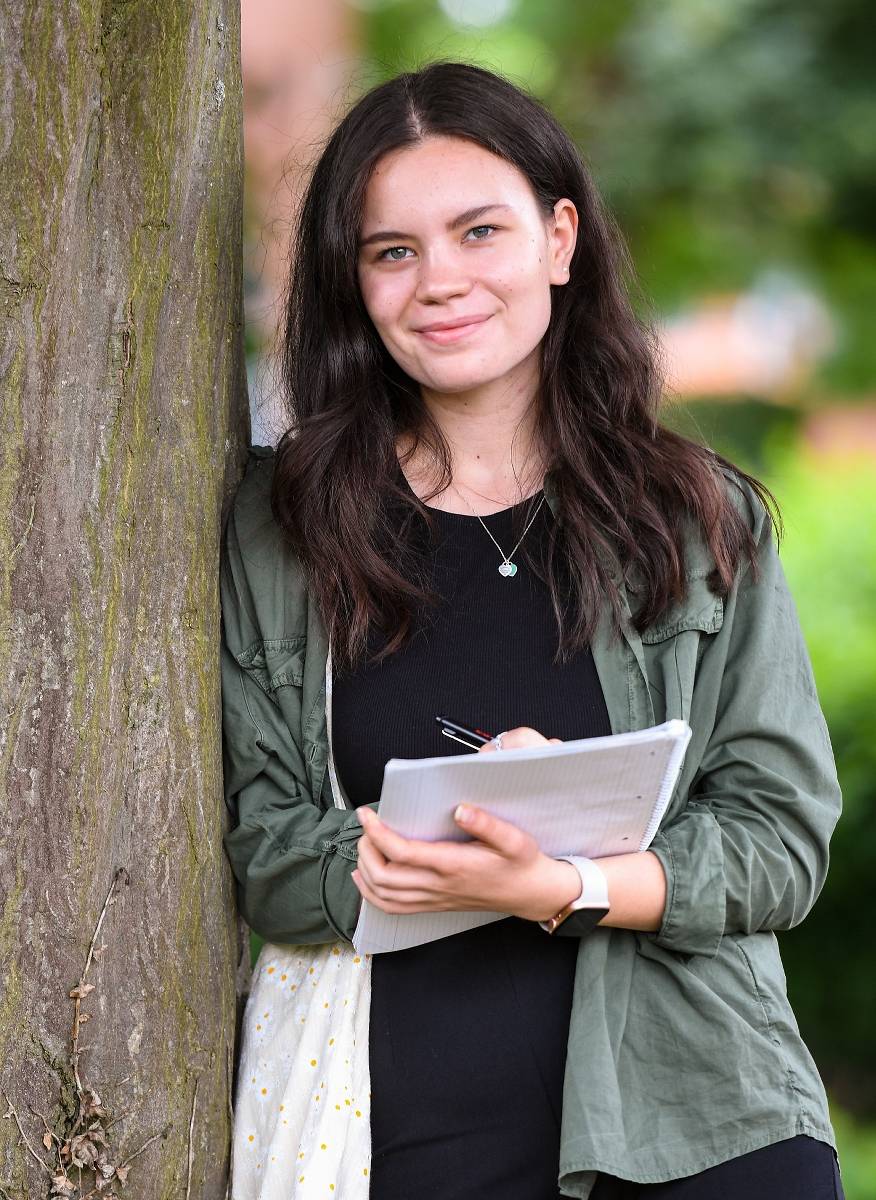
[376,245,413,262]
[464,224,498,241]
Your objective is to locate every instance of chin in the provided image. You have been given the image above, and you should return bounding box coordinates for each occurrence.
[415,361,522,394]
[422,373,494,393]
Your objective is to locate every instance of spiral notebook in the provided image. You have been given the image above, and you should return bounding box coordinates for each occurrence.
[352,718,692,954]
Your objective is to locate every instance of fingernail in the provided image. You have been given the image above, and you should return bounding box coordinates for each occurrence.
[454,804,470,823]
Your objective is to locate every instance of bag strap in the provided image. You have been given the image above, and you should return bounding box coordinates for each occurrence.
[324,637,353,811]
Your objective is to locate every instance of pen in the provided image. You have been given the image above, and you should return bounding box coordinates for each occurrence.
[435,715,495,751]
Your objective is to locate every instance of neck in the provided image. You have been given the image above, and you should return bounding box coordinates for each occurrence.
[401,369,547,511]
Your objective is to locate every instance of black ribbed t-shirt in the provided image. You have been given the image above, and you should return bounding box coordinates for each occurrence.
[330,470,612,1199]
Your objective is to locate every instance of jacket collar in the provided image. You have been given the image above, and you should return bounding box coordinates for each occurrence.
[542,468,561,523]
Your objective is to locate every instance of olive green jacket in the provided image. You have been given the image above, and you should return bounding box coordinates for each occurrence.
[220,445,841,1195]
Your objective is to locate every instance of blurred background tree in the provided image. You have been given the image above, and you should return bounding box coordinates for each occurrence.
[240,1,876,1191]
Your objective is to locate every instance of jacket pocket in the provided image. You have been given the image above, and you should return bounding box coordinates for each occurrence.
[729,930,799,1049]
[634,928,774,1044]
[637,574,724,733]
[235,636,307,696]
[630,929,799,1136]
[639,572,724,645]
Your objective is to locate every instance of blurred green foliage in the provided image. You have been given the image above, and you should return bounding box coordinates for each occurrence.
[831,1103,876,1200]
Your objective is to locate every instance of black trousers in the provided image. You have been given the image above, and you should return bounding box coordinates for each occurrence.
[587,1135,844,1199]
[370,1131,842,1199]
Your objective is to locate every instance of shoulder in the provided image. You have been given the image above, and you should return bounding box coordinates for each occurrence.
[715,463,774,546]
[223,445,284,578]
[221,444,310,650]
[226,443,277,533]
[629,463,773,636]
[676,464,774,580]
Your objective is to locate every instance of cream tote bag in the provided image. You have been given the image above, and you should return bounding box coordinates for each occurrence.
[231,642,373,1199]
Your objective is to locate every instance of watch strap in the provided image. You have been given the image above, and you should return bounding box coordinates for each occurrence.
[540,855,610,935]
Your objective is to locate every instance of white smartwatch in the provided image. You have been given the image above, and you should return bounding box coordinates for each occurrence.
[539,855,611,936]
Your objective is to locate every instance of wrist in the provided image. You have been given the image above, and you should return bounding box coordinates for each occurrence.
[524,857,584,923]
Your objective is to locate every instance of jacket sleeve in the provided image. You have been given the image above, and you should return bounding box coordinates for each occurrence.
[219,462,371,946]
[643,482,842,958]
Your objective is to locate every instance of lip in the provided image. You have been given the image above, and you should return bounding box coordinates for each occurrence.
[415,314,493,345]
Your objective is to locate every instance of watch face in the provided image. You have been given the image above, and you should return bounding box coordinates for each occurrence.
[549,904,610,938]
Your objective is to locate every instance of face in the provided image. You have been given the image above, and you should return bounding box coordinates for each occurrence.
[356,135,577,402]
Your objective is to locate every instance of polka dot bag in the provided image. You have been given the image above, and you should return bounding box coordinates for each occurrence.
[231,641,372,1198]
[231,940,372,1198]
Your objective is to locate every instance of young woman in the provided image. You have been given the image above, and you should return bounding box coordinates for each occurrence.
[221,61,844,1199]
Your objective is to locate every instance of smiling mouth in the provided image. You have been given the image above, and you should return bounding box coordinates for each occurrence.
[416,316,492,345]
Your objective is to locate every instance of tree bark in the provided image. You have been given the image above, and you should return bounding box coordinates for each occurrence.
[0,2,249,1196]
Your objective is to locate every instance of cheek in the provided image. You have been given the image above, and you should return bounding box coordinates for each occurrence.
[492,259,553,330]
[507,246,550,290]
[486,237,549,296]
[358,271,407,332]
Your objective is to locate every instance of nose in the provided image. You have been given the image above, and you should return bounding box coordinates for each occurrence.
[414,247,473,305]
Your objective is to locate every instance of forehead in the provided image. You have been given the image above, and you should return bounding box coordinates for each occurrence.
[360,136,536,225]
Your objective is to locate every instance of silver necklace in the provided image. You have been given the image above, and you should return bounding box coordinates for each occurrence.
[447,479,546,578]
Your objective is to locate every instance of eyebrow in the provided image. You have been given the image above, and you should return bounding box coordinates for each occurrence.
[358,203,512,249]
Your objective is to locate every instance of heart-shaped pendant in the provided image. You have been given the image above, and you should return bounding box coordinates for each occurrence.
[498,561,517,577]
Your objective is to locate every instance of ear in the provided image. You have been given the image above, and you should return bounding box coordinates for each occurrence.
[547,197,578,286]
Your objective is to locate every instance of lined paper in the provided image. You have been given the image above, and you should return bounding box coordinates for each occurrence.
[352,719,692,954]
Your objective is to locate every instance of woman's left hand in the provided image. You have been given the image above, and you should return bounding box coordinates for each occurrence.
[351,726,581,923]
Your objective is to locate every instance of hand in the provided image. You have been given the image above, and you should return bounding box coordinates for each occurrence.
[353,805,581,922]
[477,726,563,754]
[352,725,581,923]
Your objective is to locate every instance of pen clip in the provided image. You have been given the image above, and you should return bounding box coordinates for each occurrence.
[440,728,482,751]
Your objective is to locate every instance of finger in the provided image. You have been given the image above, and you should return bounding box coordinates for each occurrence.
[355,834,389,880]
[357,837,441,894]
[351,869,444,914]
[357,807,436,868]
[477,727,556,752]
[452,804,532,858]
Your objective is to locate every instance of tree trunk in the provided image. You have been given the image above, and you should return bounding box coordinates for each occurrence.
[0,2,249,1196]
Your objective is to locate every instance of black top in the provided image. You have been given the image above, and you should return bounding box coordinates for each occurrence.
[331,470,612,1199]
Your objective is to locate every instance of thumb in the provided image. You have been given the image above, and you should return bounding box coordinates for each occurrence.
[454,804,527,856]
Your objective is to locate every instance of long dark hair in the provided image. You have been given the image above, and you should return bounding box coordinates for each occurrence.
[271,60,780,672]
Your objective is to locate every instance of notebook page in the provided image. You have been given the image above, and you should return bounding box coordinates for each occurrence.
[352,720,691,954]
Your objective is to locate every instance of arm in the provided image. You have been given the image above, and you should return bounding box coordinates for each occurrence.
[219,458,370,945]
[221,636,369,944]
[589,851,666,932]
[352,801,668,930]
[641,483,842,958]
